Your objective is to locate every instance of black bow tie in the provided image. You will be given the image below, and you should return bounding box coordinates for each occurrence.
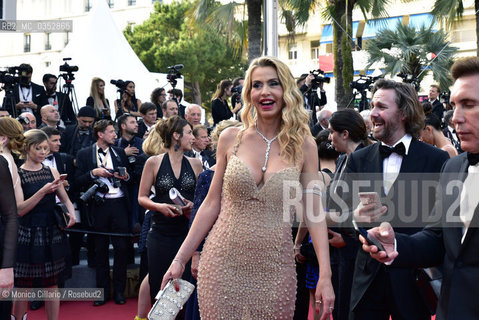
[20,83,31,89]
[78,130,89,136]
[379,142,406,159]
[467,153,479,166]
[98,149,107,155]
[46,155,54,161]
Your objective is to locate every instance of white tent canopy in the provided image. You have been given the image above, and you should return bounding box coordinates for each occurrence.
[61,0,182,116]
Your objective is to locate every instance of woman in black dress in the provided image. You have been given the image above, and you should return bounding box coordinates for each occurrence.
[211,79,242,126]
[138,116,202,305]
[13,129,76,320]
[0,157,18,320]
[115,80,142,119]
[86,77,112,121]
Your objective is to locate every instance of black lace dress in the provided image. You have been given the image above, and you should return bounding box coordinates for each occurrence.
[15,165,71,287]
[147,153,196,302]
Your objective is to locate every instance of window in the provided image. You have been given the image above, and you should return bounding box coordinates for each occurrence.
[128,0,136,5]
[45,33,51,50]
[64,32,70,46]
[24,34,31,52]
[45,62,51,68]
[288,44,297,60]
[311,40,320,60]
[85,0,91,12]
[108,0,114,8]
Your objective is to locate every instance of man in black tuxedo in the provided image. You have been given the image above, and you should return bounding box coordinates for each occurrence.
[61,106,96,157]
[75,120,131,306]
[338,79,449,320]
[428,84,444,121]
[361,57,479,320]
[38,74,76,126]
[168,88,186,118]
[10,63,44,118]
[41,127,75,185]
[136,102,157,139]
[184,125,215,169]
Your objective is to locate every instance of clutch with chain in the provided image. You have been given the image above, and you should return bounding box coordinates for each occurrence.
[148,279,195,320]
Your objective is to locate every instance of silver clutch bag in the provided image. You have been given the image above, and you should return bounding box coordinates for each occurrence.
[148,279,195,320]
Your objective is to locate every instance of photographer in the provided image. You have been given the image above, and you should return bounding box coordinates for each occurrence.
[12,63,44,118]
[74,120,131,306]
[17,112,36,131]
[297,72,327,128]
[231,77,244,120]
[168,88,186,119]
[60,106,96,157]
[114,80,142,119]
[38,74,76,126]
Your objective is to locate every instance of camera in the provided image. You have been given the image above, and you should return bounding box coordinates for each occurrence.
[16,114,30,125]
[440,91,450,104]
[110,79,126,91]
[59,58,79,73]
[310,69,331,85]
[350,75,381,92]
[397,73,421,91]
[231,85,243,103]
[166,64,183,88]
[79,179,109,203]
[0,65,28,86]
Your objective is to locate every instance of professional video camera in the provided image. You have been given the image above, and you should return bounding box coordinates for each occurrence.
[0,65,29,87]
[166,64,183,88]
[79,179,109,203]
[231,85,243,103]
[397,73,421,91]
[59,57,78,82]
[110,79,127,91]
[440,91,450,105]
[310,69,331,87]
[350,75,381,92]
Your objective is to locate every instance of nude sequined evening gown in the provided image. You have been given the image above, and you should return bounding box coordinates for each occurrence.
[197,152,300,320]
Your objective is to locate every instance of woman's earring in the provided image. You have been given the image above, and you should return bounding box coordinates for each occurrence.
[174,142,180,152]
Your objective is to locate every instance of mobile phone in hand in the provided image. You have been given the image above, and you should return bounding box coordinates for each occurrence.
[358,192,381,206]
[59,174,68,181]
[352,220,388,256]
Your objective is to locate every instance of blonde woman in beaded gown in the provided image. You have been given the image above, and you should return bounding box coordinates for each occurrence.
[162,57,335,320]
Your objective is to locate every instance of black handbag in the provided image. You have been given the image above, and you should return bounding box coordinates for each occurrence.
[415,267,442,315]
[54,203,70,229]
[300,242,318,266]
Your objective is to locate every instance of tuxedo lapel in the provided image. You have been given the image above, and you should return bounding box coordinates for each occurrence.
[443,157,469,259]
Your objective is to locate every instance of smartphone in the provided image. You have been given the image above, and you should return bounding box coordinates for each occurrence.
[352,220,388,256]
[59,174,68,180]
[358,192,381,206]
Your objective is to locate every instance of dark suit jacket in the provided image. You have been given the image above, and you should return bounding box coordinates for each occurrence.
[343,139,449,317]
[74,144,130,201]
[431,99,444,121]
[394,152,479,320]
[60,125,95,157]
[38,91,77,125]
[10,82,44,118]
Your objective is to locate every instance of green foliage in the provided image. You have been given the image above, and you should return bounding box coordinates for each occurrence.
[124,0,247,107]
[365,23,457,90]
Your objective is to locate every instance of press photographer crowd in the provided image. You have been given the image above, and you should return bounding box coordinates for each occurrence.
[0,54,476,320]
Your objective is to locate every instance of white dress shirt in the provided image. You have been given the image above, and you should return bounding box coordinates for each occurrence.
[382,134,412,195]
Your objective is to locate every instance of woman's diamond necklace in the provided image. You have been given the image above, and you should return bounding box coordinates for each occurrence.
[255,125,279,172]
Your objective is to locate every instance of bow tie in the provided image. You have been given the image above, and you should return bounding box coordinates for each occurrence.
[379,142,406,159]
[98,149,107,155]
[467,152,479,166]
[46,155,54,161]
[20,83,31,89]
[78,130,90,136]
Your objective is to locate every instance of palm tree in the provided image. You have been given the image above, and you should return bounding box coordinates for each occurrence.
[365,23,458,90]
[431,0,479,56]
[190,0,262,62]
[282,0,389,108]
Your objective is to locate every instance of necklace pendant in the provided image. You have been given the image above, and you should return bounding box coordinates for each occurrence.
[262,166,266,172]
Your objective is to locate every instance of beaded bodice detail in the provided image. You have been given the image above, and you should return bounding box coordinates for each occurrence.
[197,153,300,319]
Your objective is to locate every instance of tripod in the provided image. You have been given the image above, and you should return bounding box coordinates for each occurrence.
[2,85,18,118]
[346,89,369,111]
[59,73,79,116]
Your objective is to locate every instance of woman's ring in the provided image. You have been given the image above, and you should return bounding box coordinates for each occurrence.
[315,300,322,304]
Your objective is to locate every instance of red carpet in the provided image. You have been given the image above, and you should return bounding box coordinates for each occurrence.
[27,298,138,320]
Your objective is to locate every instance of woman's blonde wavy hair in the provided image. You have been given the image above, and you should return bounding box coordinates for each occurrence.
[0,117,25,155]
[239,56,311,165]
[142,122,164,156]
